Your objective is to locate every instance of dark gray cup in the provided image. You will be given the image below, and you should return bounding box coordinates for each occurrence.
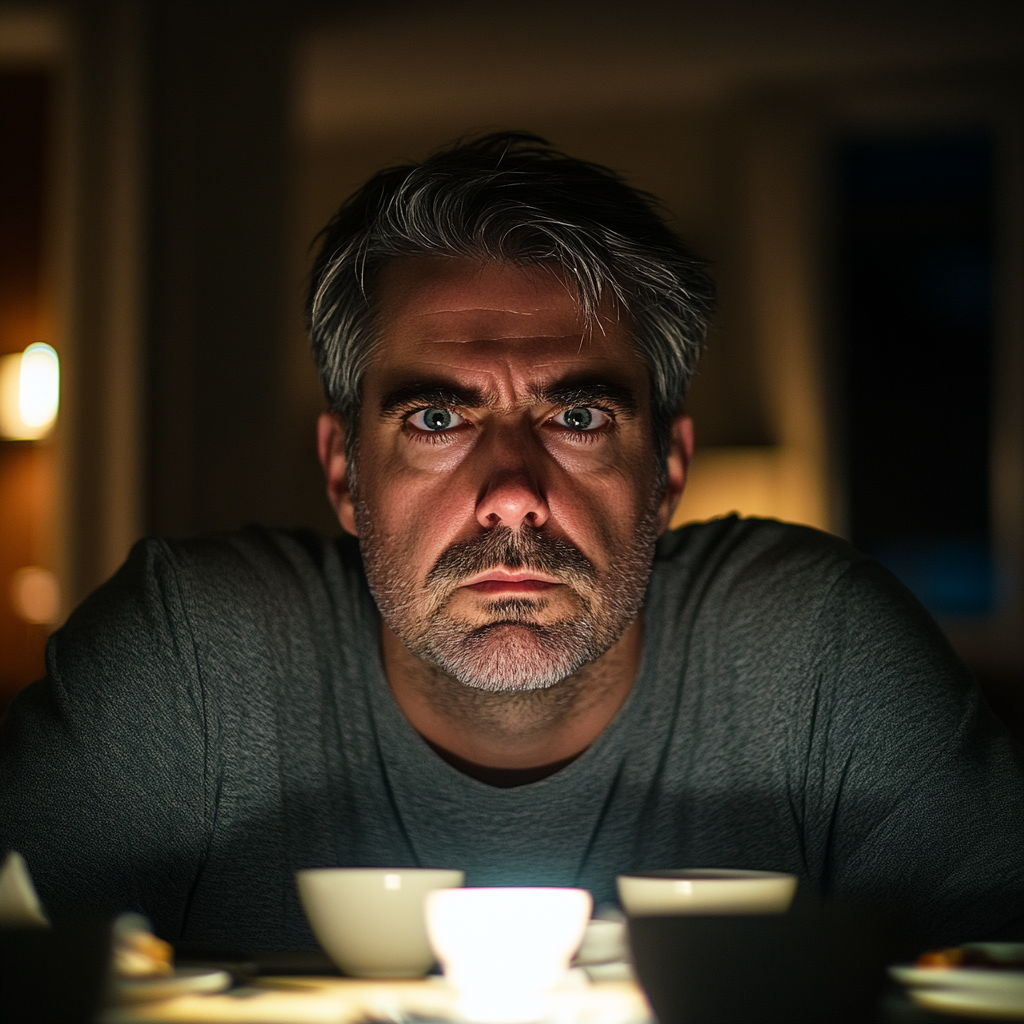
[629,903,905,1024]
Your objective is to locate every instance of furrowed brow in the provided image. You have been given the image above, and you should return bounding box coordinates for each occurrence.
[378,382,489,416]
[534,381,640,416]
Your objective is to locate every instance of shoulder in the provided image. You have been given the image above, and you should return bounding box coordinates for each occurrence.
[652,515,869,616]
[656,514,862,568]
[659,517,952,663]
[154,526,362,592]
[648,515,963,694]
[651,516,974,716]
[50,527,368,683]
[103,526,367,623]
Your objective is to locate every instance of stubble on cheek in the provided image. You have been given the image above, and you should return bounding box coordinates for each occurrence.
[353,502,596,642]
[351,499,435,637]
[354,488,661,693]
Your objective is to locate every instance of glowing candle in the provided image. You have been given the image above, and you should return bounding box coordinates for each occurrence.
[0,344,60,440]
[426,887,591,1024]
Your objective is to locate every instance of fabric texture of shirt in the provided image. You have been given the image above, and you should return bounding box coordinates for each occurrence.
[1,516,1022,950]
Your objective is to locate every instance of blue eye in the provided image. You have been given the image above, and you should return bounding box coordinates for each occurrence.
[555,407,608,431]
[423,408,451,431]
[410,407,464,432]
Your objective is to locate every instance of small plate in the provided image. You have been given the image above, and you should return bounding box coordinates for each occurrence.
[911,987,1024,1020]
[890,965,1024,994]
[112,967,232,1004]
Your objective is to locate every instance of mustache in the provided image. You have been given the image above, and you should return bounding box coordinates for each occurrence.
[425,526,597,597]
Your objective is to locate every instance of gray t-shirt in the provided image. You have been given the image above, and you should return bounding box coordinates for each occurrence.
[1,517,1022,951]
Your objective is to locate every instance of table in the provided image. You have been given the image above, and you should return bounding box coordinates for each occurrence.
[99,974,654,1024]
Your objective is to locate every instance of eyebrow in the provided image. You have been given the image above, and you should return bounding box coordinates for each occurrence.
[379,383,488,416]
[532,381,639,416]
[378,378,639,417]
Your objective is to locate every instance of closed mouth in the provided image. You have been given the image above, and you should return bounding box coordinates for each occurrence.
[460,569,563,594]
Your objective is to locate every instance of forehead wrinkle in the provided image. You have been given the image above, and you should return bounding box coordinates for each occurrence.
[378,368,644,421]
[373,324,649,411]
[390,316,585,345]
[405,306,561,316]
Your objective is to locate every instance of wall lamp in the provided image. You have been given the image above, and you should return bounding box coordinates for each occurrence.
[0,343,60,440]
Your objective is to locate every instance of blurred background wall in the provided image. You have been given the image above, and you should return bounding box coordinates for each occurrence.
[0,0,1021,731]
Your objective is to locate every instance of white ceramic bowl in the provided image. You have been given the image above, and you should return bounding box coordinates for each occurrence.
[617,868,797,916]
[296,867,464,977]
[426,887,592,1023]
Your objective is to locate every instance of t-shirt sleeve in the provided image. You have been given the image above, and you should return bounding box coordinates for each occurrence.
[802,558,1024,945]
[0,539,211,940]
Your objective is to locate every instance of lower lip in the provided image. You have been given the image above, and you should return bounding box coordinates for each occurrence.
[465,580,559,595]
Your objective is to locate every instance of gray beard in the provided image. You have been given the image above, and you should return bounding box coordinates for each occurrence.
[354,501,660,693]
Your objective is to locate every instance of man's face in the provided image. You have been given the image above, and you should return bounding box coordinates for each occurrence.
[320,257,689,692]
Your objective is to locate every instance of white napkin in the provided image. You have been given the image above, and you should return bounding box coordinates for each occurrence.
[0,850,50,927]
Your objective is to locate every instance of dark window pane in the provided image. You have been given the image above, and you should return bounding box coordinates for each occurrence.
[836,135,994,616]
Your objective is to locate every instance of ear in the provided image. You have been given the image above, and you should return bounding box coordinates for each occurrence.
[317,412,358,535]
[656,414,694,534]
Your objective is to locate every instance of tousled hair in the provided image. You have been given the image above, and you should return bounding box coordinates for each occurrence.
[306,132,715,470]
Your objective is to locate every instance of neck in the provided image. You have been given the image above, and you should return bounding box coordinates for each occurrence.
[380,615,643,780]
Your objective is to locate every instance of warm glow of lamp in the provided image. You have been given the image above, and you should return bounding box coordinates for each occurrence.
[425,887,591,1024]
[10,566,61,625]
[0,343,60,440]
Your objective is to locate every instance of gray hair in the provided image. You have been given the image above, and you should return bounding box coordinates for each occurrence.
[307,132,715,468]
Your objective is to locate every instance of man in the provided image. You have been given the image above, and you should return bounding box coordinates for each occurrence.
[2,133,1022,951]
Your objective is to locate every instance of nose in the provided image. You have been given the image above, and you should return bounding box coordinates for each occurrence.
[474,426,550,531]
